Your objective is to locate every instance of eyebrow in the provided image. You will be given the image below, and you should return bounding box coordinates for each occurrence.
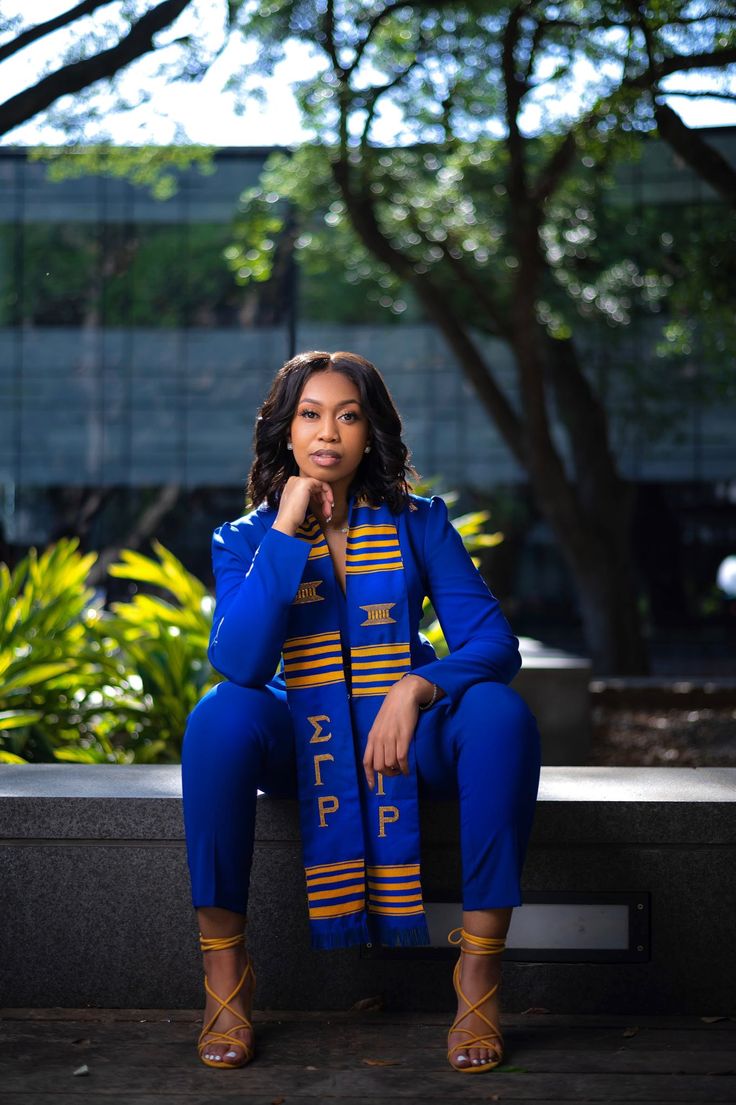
[298,397,361,407]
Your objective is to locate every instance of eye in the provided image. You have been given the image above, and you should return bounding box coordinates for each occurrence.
[298,408,360,421]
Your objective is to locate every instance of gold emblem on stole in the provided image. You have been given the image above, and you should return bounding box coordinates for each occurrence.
[359,603,397,626]
[293,579,325,605]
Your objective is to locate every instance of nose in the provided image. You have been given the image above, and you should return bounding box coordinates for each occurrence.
[318,418,339,440]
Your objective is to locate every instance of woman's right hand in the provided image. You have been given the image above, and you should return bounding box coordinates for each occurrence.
[272,476,335,536]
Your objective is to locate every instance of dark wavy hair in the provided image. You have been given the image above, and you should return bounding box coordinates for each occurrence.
[246,350,421,514]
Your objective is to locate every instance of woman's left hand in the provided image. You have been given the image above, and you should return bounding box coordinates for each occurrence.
[362,675,431,790]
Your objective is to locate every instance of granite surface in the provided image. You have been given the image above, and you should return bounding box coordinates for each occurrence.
[1,764,734,1013]
[1,765,733,843]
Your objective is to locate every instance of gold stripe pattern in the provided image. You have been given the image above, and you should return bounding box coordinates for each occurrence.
[346,523,403,575]
[283,630,345,689]
[305,858,366,920]
[349,642,411,697]
[295,516,330,561]
[366,864,425,916]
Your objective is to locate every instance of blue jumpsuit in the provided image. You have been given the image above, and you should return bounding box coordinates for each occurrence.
[181,493,541,916]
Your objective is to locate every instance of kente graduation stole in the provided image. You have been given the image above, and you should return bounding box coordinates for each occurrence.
[282,493,430,950]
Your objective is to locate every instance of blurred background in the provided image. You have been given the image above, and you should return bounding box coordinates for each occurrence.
[1,1,734,765]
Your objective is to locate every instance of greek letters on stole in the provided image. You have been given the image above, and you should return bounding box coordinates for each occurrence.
[283,493,430,949]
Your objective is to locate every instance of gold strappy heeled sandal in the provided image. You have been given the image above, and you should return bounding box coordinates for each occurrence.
[197,931,255,1069]
[447,926,506,1072]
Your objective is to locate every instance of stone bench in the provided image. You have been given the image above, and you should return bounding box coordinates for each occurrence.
[1,765,733,1015]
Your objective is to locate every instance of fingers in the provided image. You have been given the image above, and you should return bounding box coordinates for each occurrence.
[363,739,411,789]
[391,743,410,776]
[363,696,416,790]
[363,747,375,791]
[363,738,393,791]
[307,480,334,521]
[281,477,337,533]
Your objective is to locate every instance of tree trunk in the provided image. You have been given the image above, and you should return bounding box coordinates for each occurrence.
[506,208,650,675]
[573,538,649,675]
[519,435,649,674]
[535,334,650,674]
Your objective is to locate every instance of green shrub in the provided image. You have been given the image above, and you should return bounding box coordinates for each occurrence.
[0,539,101,762]
[0,539,217,764]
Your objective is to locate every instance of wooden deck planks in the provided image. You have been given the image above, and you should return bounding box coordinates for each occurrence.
[1,1009,734,1104]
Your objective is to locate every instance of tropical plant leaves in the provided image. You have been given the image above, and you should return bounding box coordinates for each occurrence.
[0,537,218,764]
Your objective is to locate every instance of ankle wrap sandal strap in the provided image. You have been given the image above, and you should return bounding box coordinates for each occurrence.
[199,930,246,953]
[448,926,506,955]
[447,926,506,1073]
[197,930,255,1069]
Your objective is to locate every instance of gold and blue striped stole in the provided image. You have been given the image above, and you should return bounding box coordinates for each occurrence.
[283,492,430,949]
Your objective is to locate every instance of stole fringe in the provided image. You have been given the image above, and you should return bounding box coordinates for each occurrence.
[371,916,431,949]
[310,911,372,950]
[309,912,432,950]
[379,923,432,948]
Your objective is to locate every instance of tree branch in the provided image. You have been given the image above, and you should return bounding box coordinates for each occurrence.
[502,3,529,199]
[531,130,577,206]
[628,45,736,88]
[660,88,736,100]
[319,0,340,70]
[402,201,510,339]
[0,0,194,139]
[330,155,527,465]
[353,0,414,70]
[358,49,424,154]
[522,18,546,84]
[434,237,509,340]
[544,335,631,520]
[0,1,111,64]
[655,101,736,207]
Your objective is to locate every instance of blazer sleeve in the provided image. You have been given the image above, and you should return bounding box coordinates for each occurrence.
[408,495,522,706]
[207,518,311,687]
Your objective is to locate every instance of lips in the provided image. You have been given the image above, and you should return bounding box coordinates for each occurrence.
[311,451,341,459]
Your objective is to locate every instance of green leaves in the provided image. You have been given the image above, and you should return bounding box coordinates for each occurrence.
[29,145,217,201]
[0,710,43,732]
[0,539,101,759]
[230,1,735,370]
[414,482,505,657]
[0,538,218,765]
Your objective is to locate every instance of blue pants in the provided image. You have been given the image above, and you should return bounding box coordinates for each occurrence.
[181,680,541,915]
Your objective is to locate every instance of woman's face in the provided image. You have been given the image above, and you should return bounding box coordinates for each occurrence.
[288,369,370,487]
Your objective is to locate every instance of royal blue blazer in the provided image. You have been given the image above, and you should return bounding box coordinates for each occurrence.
[207,492,522,708]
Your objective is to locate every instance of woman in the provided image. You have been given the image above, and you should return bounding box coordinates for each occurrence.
[181,349,541,1074]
